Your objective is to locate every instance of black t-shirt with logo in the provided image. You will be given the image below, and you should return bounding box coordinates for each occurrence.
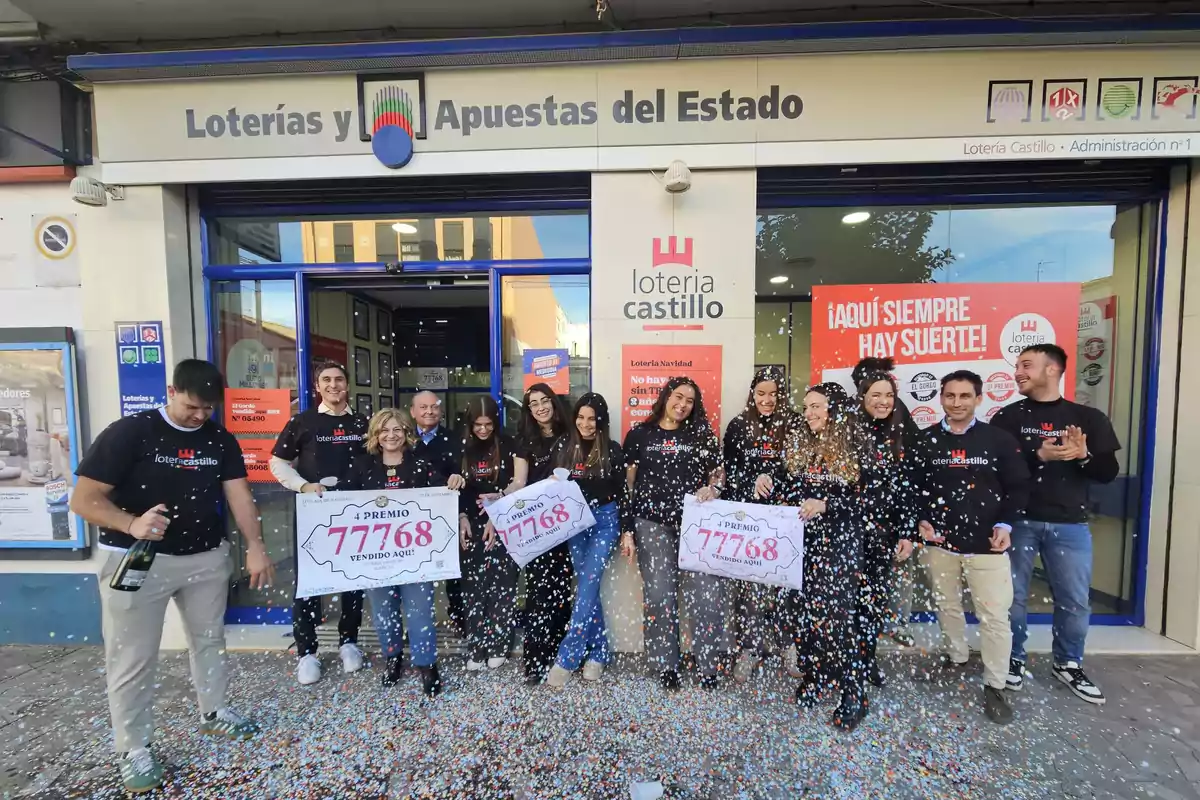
[989,397,1121,524]
[76,409,247,555]
[623,422,719,530]
[346,451,440,492]
[515,432,563,485]
[722,413,789,503]
[554,436,626,510]
[915,421,1031,554]
[459,434,517,520]
[272,408,368,486]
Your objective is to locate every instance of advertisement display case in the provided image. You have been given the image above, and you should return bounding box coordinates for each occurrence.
[0,328,87,556]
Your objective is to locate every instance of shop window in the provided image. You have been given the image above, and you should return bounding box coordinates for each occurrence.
[499,274,590,432]
[755,202,1156,618]
[442,221,465,261]
[211,279,300,611]
[375,222,399,262]
[332,223,354,263]
[206,211,588,266]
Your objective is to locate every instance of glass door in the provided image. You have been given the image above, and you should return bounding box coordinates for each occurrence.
[491,267,591,432]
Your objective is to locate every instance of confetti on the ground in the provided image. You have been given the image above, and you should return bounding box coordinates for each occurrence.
[0,646,1158,800]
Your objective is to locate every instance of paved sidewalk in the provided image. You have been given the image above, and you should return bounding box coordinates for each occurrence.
[1,645,1199,799]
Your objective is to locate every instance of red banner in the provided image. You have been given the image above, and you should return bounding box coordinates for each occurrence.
[225,388,292,435]
[620,344,722,438]
[238,439,279,483]
[810,283,1079,426]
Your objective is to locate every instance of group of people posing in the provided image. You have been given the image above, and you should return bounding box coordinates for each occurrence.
[275,342,1119,734]
[67,343,1119,792]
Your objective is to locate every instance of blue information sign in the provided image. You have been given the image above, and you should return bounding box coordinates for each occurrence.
[115,321,167,417]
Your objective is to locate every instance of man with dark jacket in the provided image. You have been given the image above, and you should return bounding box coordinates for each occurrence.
[990,343,1121,705]
[917,369,1030,725]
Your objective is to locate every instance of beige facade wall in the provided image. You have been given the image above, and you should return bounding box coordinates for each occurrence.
[591,169,757,651]
[0,181,202,649]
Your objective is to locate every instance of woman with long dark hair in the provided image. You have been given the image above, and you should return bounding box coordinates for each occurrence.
[457,394,519,672]
[855,368,920,689]
[483,383,574,684]
[620,377,725,690]
[761,382,870,729]
[724,367,800,683]
[852,357,919,647]
[545,393,626,687]
[345,408,462,696]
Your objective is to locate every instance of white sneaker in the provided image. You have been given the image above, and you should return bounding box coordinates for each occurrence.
[466,659,486,672]
[339,643,365,674]
[582,660,605,681]
[297,654,322,685]
[546,664,572,688]
[487,657,508,669]
[733,652,760,684]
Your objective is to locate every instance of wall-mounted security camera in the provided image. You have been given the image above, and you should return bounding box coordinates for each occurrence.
[663,160,692,194]
[69,176,125,207]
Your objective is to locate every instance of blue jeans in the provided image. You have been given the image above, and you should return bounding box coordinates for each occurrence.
[1009,520,1092,665]
[365,582,437,668]
[556,502,620,671]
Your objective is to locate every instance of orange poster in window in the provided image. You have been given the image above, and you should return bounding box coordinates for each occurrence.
[620,344,722,439]
[238,439,279,483]
[225,388,293,435]
[810,283,1079,427]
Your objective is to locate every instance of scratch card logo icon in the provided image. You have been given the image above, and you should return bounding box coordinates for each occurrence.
[1042,423,1054,431]
[370,85,416,169]
[178,449,195,460]
[951,450,966,461]
[652,236,694,268]
[1020,320,1038,332]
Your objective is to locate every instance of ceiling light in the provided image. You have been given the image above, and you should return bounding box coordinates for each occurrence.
[769,275,789,284]
[841,211,871,225]
[392,222,418,234]
[434,319,448,324]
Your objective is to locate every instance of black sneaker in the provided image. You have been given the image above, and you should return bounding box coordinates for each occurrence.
[795,680,820,709]
[420,664,442,698]
[660,670,681,691]
[1005,658,1025,691]
[983,686,1014,724]
[831,698,868,731]
[868,663,886,688]
[1053,661,1105,705]
[381,655,404,687]
[699,674,719,691]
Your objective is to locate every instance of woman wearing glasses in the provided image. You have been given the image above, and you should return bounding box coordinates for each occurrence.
[482,383,574,685]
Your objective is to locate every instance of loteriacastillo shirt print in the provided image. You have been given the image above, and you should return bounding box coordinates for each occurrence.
[76,408,247,556]
[272,407,368,486]
[622,422,719,531]
[989,397,1121,524]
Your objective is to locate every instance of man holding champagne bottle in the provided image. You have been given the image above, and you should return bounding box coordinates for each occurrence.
[71,359,275,794]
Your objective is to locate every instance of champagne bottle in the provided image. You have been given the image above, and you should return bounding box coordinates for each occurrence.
[109,539,157,592]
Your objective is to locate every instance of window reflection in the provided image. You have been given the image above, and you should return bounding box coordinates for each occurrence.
[755,202,1156,617]
[208,212,589,265]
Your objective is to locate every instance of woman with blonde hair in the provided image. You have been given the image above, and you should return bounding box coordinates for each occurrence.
[345,407,464,696]
[756,382,870,730]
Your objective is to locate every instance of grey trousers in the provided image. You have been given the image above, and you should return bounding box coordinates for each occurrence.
[634,517,728,676]
[99,541,232,752]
